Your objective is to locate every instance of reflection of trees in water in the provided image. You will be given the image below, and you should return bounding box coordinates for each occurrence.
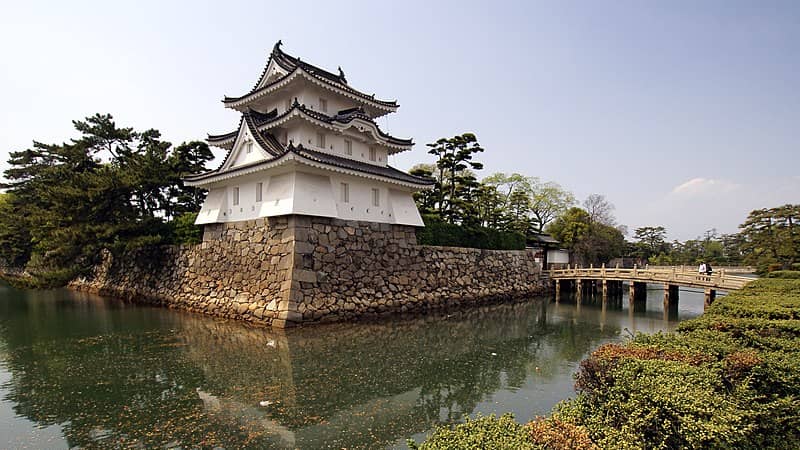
[176,301,622,448]
[0,288,290,448]
[0,288,622,449]
[1,332,292,447]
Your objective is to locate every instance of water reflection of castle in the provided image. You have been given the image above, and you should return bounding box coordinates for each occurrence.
[0,288,695,448]
[175,301,624,448]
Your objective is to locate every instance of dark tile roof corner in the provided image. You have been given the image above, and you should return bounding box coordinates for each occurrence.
[222,41,398,108]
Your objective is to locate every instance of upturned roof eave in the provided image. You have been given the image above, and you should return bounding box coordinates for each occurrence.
[221,66,399,112]
[183,145,434,189]
[209,104,413,151]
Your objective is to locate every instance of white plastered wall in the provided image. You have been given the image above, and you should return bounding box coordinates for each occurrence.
[195,188,228,225]
[547,250,570,264]
[287,123,390,166]
[193,167,424,226]
[229,125,269,168]
[388,189,424,226]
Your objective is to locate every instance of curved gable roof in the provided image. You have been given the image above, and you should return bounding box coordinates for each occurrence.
[222,41,399,112]
[208,103,412,153]
[184,142,434,188]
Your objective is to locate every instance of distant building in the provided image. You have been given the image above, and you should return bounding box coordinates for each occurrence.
[528,233,569,268]
[185,41,434,226]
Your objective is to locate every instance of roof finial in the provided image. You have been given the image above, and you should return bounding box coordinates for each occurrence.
[338,66,347,83]
[273,40,283,53]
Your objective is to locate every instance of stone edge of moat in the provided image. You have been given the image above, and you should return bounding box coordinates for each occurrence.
[65,215,548,328]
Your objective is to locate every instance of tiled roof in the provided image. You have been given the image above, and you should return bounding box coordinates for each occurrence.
[530,233,560,245]
[208,103,413,150]
[208,108,279,146]
[207,128,239,144]
[185,139,434,187]
[223,41,398,109]
[329,107,412,146]
[290,145,435,186]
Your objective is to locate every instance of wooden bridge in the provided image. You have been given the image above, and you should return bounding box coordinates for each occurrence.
[548,265,754,310]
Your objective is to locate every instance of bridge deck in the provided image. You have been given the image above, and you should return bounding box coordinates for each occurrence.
[549,266,753,291]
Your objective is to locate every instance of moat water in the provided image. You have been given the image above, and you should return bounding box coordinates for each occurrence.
[0,282,708,449]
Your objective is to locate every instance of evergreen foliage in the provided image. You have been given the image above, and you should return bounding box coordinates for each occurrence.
[412,136,575,248]
[0,114,213,284]
[739,204,800,271]
[416,216,525,250]
[630,205,799,271]
[424,133,485,225]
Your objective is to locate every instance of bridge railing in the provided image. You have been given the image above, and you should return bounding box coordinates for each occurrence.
[548,265,753,291]
[646,265,756,274]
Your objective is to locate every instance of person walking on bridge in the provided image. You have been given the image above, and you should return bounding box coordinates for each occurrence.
[698,262,707,274]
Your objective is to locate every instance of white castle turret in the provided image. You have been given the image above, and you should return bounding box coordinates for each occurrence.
[185,41,433,226]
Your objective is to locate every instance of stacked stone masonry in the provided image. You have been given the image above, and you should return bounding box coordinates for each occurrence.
[71,215,545,327]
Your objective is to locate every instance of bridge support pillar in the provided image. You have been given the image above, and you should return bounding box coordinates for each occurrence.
[576,279,583,303]
[663,284,679,306]
[629,282,647,310]
[664,284,679,321]
[704,288,717,309]
[554,279,561,302]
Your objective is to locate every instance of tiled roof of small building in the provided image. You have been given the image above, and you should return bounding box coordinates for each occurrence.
[530,233,561,246]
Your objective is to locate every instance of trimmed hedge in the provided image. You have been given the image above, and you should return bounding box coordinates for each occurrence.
[409,414,533,450]
[416,217,526,250]
[409,414,597,450]
[765,270,800,279]
[416,278,800,449]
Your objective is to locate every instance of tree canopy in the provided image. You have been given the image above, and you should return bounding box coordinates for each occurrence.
[739,204,799,271]
[546,204,625,265]
[0,113,213,282]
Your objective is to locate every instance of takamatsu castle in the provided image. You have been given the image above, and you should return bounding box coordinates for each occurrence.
[185,41,433,226]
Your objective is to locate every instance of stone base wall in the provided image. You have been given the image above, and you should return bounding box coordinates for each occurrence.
[70,215,545,327]
[71,216,296,327]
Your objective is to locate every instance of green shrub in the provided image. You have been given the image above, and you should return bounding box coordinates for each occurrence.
[170,212,202,245]
[558,277,800,449]
[558,359,757,449]
[765,270,800,279]
[417,258,800,449]
[410,414,533,449]
[416,217,525,250]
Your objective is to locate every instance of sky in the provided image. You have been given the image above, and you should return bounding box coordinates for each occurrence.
[0,0,797,241]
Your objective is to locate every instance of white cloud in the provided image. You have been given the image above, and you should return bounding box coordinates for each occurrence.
[670,177,740,196]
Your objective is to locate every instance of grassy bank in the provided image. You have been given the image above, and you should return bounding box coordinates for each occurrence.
[414,275,800,449]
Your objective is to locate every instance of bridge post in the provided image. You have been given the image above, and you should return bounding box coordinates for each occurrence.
[704,288,717,309]
[664,284,679,320]
[576,279,583,303]
[629,281,647,310]
[602,279,608,303]
[612,280,622,300]
[554,279,561,302]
